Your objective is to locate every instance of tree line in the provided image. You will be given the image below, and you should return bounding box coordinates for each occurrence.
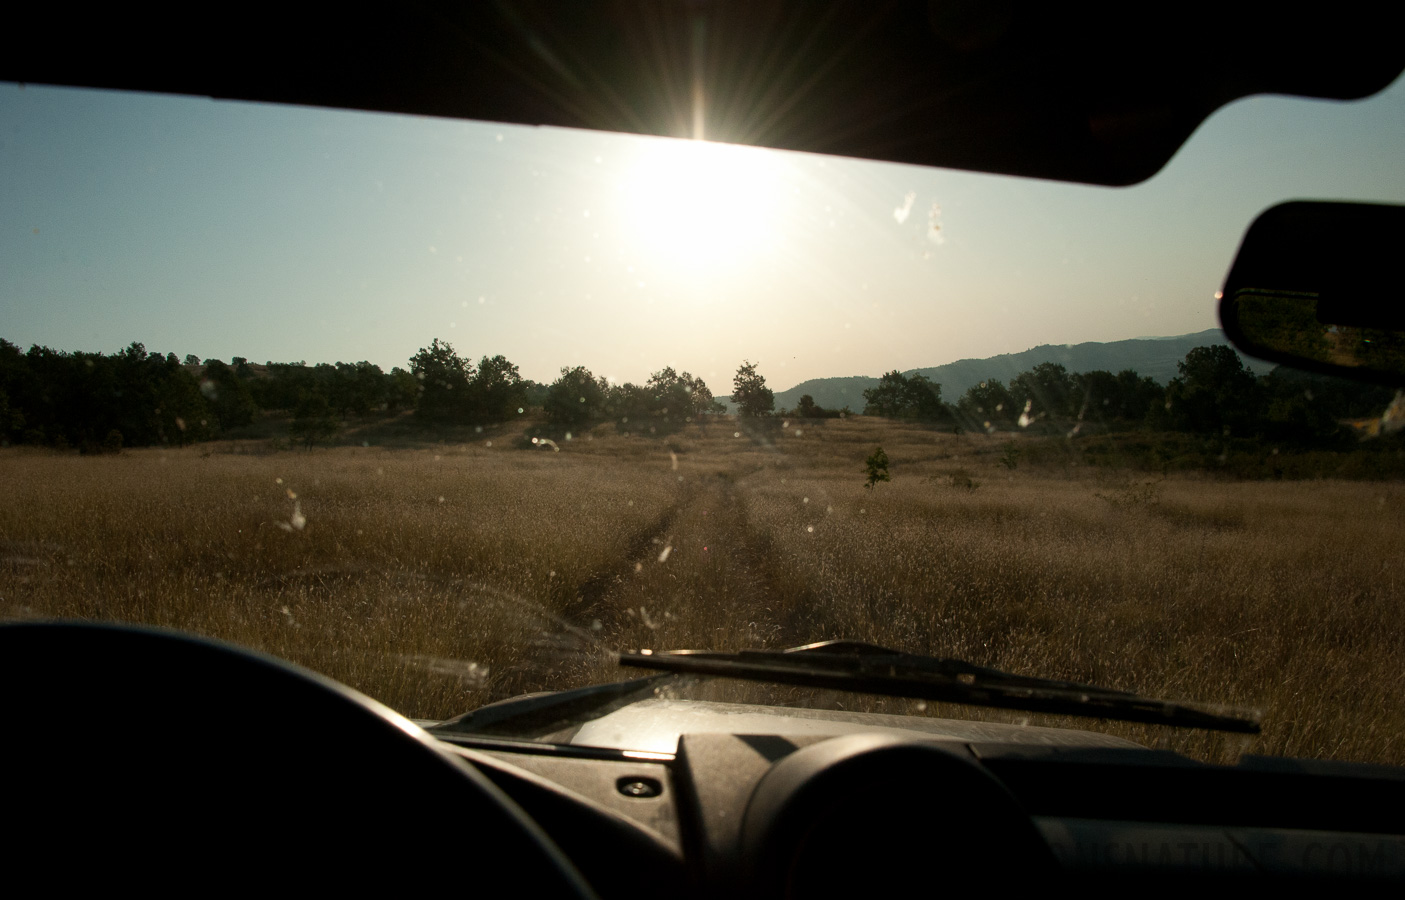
[0,337,733,451]
[807,345,1394,445]
[0,337,1391,452]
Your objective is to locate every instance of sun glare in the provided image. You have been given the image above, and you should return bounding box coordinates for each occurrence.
[619,137,785,271]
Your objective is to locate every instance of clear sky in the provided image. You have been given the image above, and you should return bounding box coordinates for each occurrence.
[2,74,1403,392]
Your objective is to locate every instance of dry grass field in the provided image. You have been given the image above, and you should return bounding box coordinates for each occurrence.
[4,416,1404,765]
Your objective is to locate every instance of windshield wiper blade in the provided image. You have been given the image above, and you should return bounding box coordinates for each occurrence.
[431,673,680,740]
[618,640,1260,734]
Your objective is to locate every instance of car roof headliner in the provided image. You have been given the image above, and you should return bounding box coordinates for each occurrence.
[5,1,1403,186]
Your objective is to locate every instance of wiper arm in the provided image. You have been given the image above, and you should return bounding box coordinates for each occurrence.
[618,640,1260,734]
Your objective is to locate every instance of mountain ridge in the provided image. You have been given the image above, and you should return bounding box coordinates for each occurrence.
[721,329,1271,413]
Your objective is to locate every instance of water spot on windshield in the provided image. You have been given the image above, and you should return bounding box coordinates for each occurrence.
[928,202,945,244]
[399,655,489,688]
[893,190,916,224]
[1018,400,1035,428]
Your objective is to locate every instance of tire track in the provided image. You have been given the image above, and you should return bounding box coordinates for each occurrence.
[487,486,697,698]
[492,464,835,699]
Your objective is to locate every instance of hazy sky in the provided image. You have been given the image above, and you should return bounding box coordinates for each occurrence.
[3,75,1403,391]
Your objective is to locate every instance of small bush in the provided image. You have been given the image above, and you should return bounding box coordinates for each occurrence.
[864,446,890,489]
[943,468,979,490]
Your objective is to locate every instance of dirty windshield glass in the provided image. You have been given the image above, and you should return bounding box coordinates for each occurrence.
[2,78,1404,765]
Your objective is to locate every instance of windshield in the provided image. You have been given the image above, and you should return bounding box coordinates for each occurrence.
[3,76,1404,766]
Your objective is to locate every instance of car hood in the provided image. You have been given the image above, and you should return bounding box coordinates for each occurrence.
[568,698,1144,755]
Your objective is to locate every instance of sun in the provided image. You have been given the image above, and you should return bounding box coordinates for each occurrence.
[618,137,786,271]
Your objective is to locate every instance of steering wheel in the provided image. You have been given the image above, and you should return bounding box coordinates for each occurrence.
[0,621,596,894]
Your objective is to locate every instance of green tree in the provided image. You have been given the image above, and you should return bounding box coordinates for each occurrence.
[787,394,841,418]
[1164,345,1264,436]
[732,361,774,417]
[409,339,472,422]
[864,446,890,489]
[324,360,387,416]
[0,339,31,444]
[683,372,721,419]
[863,371,908,417]
[385,366,420,412]
[957,379,1015,429]
[1113,369,1165,422]
[1068,369,1162,426]
[200,359,256,431]
[470,354,527,424]
[646,368,695,423]
[289,391,341,448]
[0,386,22,445]
[863,371,946,421]
[607,367,710,435]
[545,365,607,428]
[521,379,550,410]
[251,361,315,411]
[1010,362,1076,420]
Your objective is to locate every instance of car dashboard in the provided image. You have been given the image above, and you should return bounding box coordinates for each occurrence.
[6,621,1402,893]
[440,720,1405,894]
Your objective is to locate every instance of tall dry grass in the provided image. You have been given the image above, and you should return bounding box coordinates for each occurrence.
[3,418,1403,764]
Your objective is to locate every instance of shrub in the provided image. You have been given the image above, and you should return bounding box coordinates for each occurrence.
[864,446,890,489]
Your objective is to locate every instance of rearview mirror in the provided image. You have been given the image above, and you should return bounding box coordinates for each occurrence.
[1218,201,1405,385]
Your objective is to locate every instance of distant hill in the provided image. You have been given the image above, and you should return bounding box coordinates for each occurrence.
[722,329,1272,413]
